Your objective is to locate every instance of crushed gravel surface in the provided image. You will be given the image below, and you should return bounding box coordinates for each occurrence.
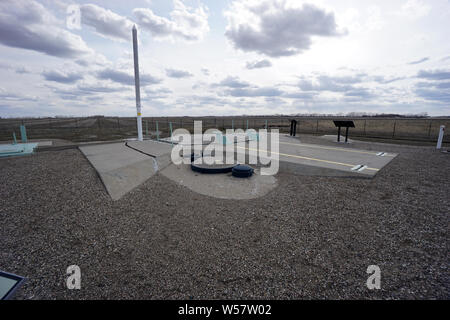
[0,135,449,299]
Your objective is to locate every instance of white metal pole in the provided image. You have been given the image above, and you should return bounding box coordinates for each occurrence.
[436,125,445,149]
[132,25,143,141]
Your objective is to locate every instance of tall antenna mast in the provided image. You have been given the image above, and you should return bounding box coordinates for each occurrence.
[132,25,143,141]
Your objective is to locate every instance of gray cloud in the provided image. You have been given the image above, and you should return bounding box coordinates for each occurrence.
[201,68,210,76]
[344,88,375,98]
[77,84,126,93]
[246,59,272,69]
[42,70,83,84]
[417,69,450,81]
[15,66,30,74]
[225,87,283,97]
[408,57,429,65]
[299,75,362,92]
[80,4,134,41]
[97,68,162,86]
[283,92,315,99]
[225,2,343,57]
[215,76,250,88]
[133,1,209,42]
[0,0,91,58]
[372,75,406,84]
[417,81,450,89]
[165,68,193,78]
[145,87,173,99]
[415,87,450,103]
[0,88,36,101]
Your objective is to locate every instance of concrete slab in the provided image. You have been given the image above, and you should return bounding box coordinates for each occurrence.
[234,135,397,178]
[127,140,173,156]
[161,163,277,200]
[148,134,397,178]
[80,135,397,200]
[319,134,355,143]
[79,141,172,200]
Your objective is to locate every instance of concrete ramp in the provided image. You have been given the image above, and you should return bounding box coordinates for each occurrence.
[79,141,172,200]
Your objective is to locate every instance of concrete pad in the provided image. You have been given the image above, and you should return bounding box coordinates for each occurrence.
[234,136,397,178]
[37,141,53,147]
[79,141,172,200]
[319,135,355,143]
[161,163,277,200]
[127,140,173,156]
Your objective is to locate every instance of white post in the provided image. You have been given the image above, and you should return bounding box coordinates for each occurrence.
[132,25,143,141]
[436,125,445,149]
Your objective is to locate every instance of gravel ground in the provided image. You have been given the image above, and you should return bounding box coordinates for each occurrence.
[0,135,449,299]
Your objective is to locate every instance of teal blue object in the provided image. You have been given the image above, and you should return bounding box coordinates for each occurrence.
[0,143,38,158]
[247,130,259,142]
[20,125,27,143]
[215,132,229,145]
[13,132,17,145]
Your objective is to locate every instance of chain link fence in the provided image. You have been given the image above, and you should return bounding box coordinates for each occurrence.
[0,116,449,144]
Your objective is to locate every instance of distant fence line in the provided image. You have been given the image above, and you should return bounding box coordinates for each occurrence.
[0,116,449,143]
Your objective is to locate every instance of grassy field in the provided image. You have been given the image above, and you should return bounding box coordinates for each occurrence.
[0,116,449,145]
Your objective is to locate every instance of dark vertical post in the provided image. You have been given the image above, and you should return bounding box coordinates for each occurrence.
[392,120,396,138]
[428,120,432,138]
[363,119,366,136]
[316,119,319,133]
[345,126,349,143]
[337,126,341,142]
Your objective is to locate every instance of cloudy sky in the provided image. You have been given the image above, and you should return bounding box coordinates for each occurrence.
[0,0,449,117]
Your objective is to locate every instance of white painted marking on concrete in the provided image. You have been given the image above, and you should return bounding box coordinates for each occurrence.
[357,165,368,172]
[279,141,395,157]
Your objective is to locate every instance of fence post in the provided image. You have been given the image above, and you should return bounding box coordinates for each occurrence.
[169,122,173,146]
[316,120,319,133]
[392,120,396,138]
[232,119,234,130]
[265,120,268,130]
[363,119,366,136]
[428,120,432,138]
[156,121,159,141]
